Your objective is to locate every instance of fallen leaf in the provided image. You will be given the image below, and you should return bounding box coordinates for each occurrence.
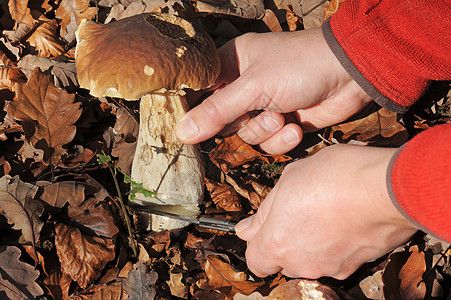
[184,232,205,249]
[6,68,82,163]
[0,175,42,244]
[286,5,302,31]
[329,107,408,146]
[122,260,158,300]
[167,272,189,298]
[206,178,243,212]
[204,255,264,297]
[0,246,44,299]
[359,270,384,300]
[261,9,282,32]
[322,0,345,22]
[194,0,265,19]
[18,55,78,89]
[267,279,340,299]
[110,107,138,175]
[38,180,85,208]
[234,291,266,299]
[0,49,17,91]
[209,134,290,173]
[398,246,427,299]
[43,270,73,300]
[8,0,35,28]
[55,223,116,289]
[26,15,65,58]
[55,0,98,42]
[226,175,271,209]
[74,281,125,300]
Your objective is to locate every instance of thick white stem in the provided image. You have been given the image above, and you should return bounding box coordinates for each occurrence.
[131,93,204,231]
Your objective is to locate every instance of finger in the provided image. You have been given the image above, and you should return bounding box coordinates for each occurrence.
[237,111,285,145]
[176,72,270,144]
[259,123,303,155]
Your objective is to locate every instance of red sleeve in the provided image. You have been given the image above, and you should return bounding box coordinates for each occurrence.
[322,0,451,113]
[387,123,451,242]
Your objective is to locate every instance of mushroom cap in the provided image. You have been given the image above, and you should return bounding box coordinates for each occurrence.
[75,13,220,100]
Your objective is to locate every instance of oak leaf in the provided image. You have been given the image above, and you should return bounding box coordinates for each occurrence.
[55,0,98,42]
[6,68,82,163]
[27,16,64,58]
[122,260,158,300]
[209,134,290,173]
[398,246,427,299]
[329,107,408,146]
[0,246,44,299]
[55,223,116,289]
[8,0,35,28]
[38,180,85,208]
[204,255,263,297]
[205,178,242,212]
[0,175,42,244]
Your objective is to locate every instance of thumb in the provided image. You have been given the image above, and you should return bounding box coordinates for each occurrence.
[235,189,275,241]
[175,73,267,144]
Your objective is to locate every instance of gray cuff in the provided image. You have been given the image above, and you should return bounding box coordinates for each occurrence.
[321,18,408,114]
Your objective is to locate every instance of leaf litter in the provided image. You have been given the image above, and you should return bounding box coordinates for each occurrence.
[0,0,450,299]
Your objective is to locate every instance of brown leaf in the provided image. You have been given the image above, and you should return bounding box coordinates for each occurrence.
[6,68,82,163]
[55,223,116,289]
[204,255,264,297]
[261,9,282,32]
[322,0,345,23]
[205,178,242,212]
[0,50,16,91]
[38,180,85,208]
[209,134,290,173]
[122,260,158,300]
[195,0,265,19]
[74,281,125,300]
[329,107,408,146]
[398,246,427,299]
[43,270,73,300]
[267,279,339,299]
[226,175,271,209]
[0,246,44,299]
[286,5,303,31]
[184,232,204,249]
[8,0,35,28]
[110,107,138,175]
[359,270,384,300]
[55,0,98,42]
[0,175,42,244]
[26,16,65,58]
[167,272,189,299]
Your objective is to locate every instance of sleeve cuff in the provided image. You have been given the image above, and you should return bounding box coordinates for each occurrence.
[322,18,408,114]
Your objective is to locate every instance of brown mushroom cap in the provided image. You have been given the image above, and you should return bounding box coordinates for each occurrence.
[75,13,220,100]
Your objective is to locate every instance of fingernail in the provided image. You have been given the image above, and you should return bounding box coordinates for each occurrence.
[261,115,280,132]
[283,129,300,144]
[235,215,253,233]
[176,116,199,141]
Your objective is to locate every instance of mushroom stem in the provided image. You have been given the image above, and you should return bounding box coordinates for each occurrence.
[131,93,204,231]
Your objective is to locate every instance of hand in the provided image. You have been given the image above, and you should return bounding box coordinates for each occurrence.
[176,28,372,154]
[235,144,418,279]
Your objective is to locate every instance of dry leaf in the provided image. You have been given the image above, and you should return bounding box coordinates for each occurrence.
[122,260,158,300]
[0,49,17,91]
[226,175,270,209]
[55,223,116,289]
[0,175,42,244]
[267,279,340,299]
[38,180,85,208]
[6,68,82,163]
[286,5,302,31]
[322,0,345,22]
[167,272,189,298]
[398,246,427,299]
[73,281,125,300]
[209,134,290,173]
[55,0,98,42]
[110,107,139,175]
[195,0,265,19]
[26,16,64,58]
[261,9,282,32]
[329,107,408,146]
[18,54,78,89]
[0,246,44,299]
[359,270,383,300]
[43,270,73,300]
[204,255,264,297]
[206,178,242,212]
[8,0,35,28]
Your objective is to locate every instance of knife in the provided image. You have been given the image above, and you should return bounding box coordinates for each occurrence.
[130,203,238,233]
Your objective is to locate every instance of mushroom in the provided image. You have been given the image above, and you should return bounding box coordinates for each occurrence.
[75,13,220,231]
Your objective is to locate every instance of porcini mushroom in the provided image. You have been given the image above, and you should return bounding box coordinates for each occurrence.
[75,13,220,231]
